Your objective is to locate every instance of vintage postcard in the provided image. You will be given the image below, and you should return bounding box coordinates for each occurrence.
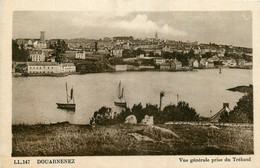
[1,0,260,167]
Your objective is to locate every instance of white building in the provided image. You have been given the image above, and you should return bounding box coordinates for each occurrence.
[115,65,138,71]
[27,62,76,74]
[30,51,45,62]
[113,49,123,57]
[76,51,86,59]
[33,41,47,49]
[27,62,61,74]
[193,60,199,67]
[60,63,76,73]
[155,58,166,65]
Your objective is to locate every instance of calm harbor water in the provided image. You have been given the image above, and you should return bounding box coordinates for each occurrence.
[13,69,252,124]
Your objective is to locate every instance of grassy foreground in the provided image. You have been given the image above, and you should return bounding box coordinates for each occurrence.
[12,123,253,156]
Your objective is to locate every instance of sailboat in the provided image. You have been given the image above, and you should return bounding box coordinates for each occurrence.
[114,81,127,108]
[56,82,76,110]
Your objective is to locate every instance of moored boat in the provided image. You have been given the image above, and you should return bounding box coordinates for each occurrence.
[57,82,76,111]
[114,81,127,108]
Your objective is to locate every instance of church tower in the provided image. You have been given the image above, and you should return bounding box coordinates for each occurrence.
[40,31,45,41]
[155,30,158,40]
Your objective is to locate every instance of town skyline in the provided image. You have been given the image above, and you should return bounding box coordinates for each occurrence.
[13,11,252,48]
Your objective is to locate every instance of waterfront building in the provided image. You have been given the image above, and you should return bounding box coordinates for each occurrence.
[160,63,171,70]
[139,65,155,70]
[193,60,199,68]
[170,59,182,70]
[60,63,76,73]
[115,65,138,71]
[237,59,245,66]
[189,59,195,67]
[27,62,76,74]
[207,61,215,68]
[200,58,208,68]
[27,62,61,74]
[227,59,237,67]
[30,51,46,62]
[155,58,166,65]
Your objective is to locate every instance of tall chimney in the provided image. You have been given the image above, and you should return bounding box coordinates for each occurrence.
[40,31,45,41]
[223,103,229,109]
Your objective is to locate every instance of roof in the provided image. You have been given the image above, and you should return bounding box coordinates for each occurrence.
[27,62,59,66]
[60,63,75,66]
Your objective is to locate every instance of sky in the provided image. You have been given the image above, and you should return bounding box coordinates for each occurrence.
[13,11,252,47]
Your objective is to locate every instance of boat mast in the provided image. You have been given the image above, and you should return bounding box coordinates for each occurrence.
[72,85,75,104]
[66,82,69,103]
[121,87,124,101]
[118,81,121,99]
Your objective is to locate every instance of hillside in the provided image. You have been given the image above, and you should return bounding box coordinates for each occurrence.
[12,123,253,156]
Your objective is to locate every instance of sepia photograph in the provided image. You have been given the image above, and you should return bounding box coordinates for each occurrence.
[11,11,253,157]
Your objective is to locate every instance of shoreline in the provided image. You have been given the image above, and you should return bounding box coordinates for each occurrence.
[13,67,250,78]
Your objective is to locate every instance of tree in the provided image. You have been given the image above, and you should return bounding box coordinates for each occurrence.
[176,101,199,121]
[228,92,253,123]
[90,106,112,125]
[122,49,134,58]
[202,52,212,59]
[148,51,155,57]
[219,111,230,122]
[54,40,68,63]
[12,40,29,62]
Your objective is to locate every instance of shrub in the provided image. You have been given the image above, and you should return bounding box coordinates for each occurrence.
[90,101,199,125]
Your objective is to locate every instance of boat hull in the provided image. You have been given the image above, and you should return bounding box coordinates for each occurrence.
[56,103,76,110]
[114,101,127,108]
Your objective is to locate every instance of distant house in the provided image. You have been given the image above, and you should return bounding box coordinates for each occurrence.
[207,60,215,68]
[76,51,86,59]
[33,41,47,49]
[222,60,229,67]
[193,60,199,68]
[139,65,155,70]
[170,59,182,70]
[115,65,138,71]
[138,54,145,58]
[210,103,230,122]
[112,49,123,57]
[154,49,162,56]
[237,59,245,66]
[189,59,195,67]
[30,51,45,62]
[155,58,166,65]
[199,58,208,68]
[211,55,219,61]
[217,49,225,57]
[163,46,171,52]
[229,59,237,67]
[160,63,171,70]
